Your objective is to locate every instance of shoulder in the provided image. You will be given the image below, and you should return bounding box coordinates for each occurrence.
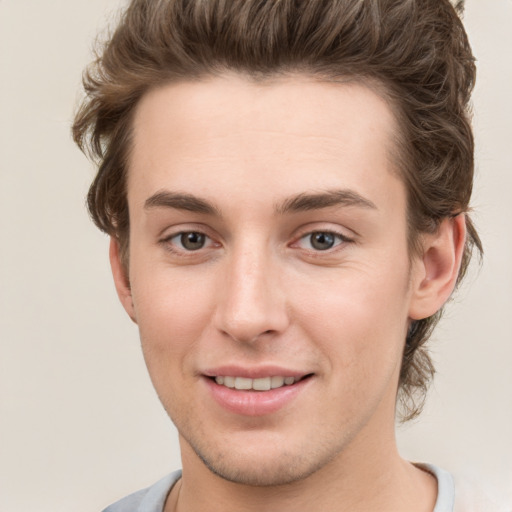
[102,471,182,512]
[417,463,510,512]
[452,474,511,512]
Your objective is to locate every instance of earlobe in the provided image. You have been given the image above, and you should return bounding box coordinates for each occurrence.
[409,214,467,321]
[109,237,137,323]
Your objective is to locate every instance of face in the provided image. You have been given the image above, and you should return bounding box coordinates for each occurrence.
[118,75,425,486]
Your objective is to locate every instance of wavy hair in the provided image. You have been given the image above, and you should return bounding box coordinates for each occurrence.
[73,0,482,421]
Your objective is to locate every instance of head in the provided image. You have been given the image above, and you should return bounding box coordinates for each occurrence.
[73,0,481,423]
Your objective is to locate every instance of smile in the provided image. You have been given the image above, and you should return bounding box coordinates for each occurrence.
[214,375,301,391]
[206,373,313,416]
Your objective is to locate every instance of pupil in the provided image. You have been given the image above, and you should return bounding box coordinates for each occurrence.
[311,232,334,250]
[181,232,205,250]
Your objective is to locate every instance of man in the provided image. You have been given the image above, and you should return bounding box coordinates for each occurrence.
[73,1,488,510]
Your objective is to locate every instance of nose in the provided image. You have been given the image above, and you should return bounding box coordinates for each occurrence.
[213,244,290,344]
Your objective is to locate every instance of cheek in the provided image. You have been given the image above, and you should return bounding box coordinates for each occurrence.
[292,266,410,381]
[130,266,216,365]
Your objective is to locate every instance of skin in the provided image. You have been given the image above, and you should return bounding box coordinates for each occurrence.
[110,75,466,512]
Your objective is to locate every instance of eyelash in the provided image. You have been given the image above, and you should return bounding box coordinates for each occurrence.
[161,231,217,254]
[160,228,352,256]
[294,230,352,252]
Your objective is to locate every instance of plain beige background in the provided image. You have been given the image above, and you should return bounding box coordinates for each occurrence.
[1,1,511,510]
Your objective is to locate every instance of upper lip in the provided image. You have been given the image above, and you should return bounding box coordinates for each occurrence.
[202,365,311,379]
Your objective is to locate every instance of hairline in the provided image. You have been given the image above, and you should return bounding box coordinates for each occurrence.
[118,70,419,269]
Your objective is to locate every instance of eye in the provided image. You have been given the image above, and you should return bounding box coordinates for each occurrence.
[297,231,346,251]
[168,231,210,251]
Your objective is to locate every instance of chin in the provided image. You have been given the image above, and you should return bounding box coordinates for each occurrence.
[182,428,344,487]
[199,451,325,487]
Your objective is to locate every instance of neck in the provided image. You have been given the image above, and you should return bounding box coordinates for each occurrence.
[168,420,437,512]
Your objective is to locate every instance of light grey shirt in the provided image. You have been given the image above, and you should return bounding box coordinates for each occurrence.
[100,464,468,512]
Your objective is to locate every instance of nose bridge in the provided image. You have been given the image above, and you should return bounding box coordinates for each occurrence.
[215,238,288,343]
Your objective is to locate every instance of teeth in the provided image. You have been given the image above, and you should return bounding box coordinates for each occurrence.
[214,375,300,391]
[235,377,252,390]
[253,378,271,391]
[223,376,235,388]
[271,376,284,388]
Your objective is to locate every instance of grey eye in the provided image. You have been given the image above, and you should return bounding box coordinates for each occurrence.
[309,232,336,251]
[179,232,206,251]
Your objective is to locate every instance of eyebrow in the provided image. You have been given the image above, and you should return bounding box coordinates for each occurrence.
[276,189,377,214]
[144,191,221,216]
[143,188,377,217]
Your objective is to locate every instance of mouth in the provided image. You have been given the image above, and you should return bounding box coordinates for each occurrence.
[202,366,315,415]
[210,374,313,391]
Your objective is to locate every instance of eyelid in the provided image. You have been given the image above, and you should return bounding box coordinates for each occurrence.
[292,222,354,241]
[159,225,221,254]
[295,230,350,250]
[169,231,214,249]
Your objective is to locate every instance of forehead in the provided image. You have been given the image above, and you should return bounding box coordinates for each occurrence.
[128,74,403,215]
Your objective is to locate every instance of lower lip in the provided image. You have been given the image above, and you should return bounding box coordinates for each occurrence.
[204,377,311,416]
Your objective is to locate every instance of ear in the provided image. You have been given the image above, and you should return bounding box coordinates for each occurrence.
[109,237,137,323]
[408,214,467,320]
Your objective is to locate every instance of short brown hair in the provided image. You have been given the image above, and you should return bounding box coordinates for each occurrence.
[73,0,482,421]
